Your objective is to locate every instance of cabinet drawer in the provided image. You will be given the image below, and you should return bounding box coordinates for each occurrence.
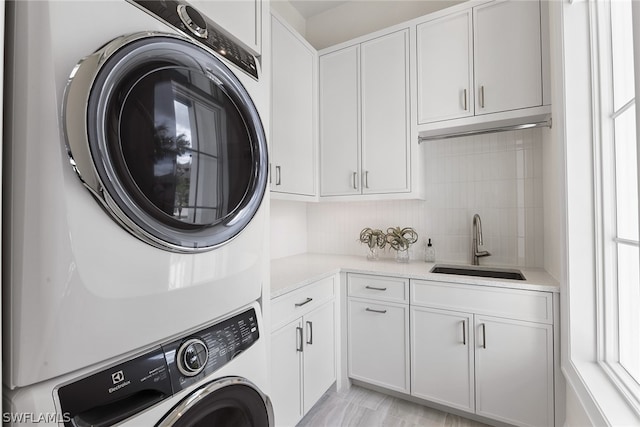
[348,274,409,303]
[411,280,552,324]
[272,276,335,330]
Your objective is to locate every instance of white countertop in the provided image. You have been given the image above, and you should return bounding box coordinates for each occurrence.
[270,253,560,298]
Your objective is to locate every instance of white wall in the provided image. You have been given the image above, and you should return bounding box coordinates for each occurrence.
[270,0,306,36]
[270,200,308,259]
[305,0,464,49]
[305,128,545,267]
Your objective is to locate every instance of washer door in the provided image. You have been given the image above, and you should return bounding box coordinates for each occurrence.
[157,377,274,427]
[64,33,268,252]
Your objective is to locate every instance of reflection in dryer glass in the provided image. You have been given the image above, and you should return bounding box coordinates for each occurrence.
[116,66,253,228]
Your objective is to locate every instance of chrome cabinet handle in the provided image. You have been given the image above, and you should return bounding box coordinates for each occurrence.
[295,297,313,307]
[463,88,468,111]
[306,321,313,345]
[275,165,281,186]
[296,326,303,352]
[365,307,387,314]
[365,285,387,291]
[462,320,466,346]
[481,323,487,349]
[364,171,369,189]
[480,85,485,109]
[352,172,358,190]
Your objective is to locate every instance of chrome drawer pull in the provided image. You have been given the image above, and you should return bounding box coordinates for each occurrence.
[295,297,313,307]
[365,307,387,314]
[462,320,466,346]
[306,321,313,345]
[482,323,487,349]
[365,285,387,291]
[296,326,303,352]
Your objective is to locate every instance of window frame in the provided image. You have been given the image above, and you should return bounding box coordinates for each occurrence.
[592,0,640,414]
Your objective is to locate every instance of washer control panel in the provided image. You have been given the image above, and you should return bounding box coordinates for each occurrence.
[163,307,260,392]
[57,307,260,426]
[130,0,259,79]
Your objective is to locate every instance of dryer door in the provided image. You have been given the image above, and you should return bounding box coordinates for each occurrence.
[64,33,268,253]
[157,377,274,427]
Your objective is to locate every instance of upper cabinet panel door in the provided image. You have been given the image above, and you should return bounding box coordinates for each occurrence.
[271,16,316,196]
[417,10,474,124]
[319,46,361,196]
[360,30,410,194]
[473,0,542,115]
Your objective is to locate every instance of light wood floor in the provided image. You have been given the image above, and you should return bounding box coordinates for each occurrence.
[297,385,492,427]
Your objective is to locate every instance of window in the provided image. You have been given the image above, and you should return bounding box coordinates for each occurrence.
[597,0,640,408]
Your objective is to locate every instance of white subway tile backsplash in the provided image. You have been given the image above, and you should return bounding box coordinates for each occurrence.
[270,128,545,267]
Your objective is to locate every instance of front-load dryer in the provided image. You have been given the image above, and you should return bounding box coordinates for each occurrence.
[4,303,273,426]
[3,0,269,389]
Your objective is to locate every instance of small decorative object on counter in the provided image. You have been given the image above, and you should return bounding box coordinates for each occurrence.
[386,226,418,263]
[359,227,386,260]
[425,238,436,262]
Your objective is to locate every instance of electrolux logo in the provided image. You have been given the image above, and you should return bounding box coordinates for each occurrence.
[108,370,130,394]
[111,370,125,384]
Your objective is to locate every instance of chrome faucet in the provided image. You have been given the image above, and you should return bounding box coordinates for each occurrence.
[472,214,491,265]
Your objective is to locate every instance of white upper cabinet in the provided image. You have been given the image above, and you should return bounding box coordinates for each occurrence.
[360,31,411,194]
[319,29,411,197]
[417,10,474,124]
[416,0,546,127]
[319,45,360,196]
[270,14,317,197]
[473,0,542,115]
[190,0,261,54]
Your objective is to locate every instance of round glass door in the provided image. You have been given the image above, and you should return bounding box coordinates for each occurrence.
[64,34,268,252]
[156,377,273,427]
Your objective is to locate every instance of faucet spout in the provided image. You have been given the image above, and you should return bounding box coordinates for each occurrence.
[472,214,491,265]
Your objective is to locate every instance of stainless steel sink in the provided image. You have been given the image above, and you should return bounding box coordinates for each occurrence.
[430,264,526,281]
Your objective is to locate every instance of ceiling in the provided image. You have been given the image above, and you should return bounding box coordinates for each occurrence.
[289,0,349,19]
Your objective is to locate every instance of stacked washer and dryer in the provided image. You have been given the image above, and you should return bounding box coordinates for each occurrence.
[3,0,272,425]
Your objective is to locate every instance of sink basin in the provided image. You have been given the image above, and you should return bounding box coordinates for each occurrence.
[430,265,526,281]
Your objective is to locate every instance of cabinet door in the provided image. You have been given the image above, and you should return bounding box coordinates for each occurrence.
[303,301,336,413]
[319,46,360,196]
[417,10,473,123]
[271,320,303,427]
[348,299,409,393]
[189,0,260,53]
[475,316,554,427]
[271,15,316,196]
[411,307,475,412]
[473,0,542,115]
[361,30,410,194]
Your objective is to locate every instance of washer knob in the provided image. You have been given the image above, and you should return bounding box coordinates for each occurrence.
[177,5,208,39]
[177,338,209,377]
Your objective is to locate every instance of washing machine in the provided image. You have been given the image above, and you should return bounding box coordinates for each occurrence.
[3,0,270,395]
[4,302,273,426]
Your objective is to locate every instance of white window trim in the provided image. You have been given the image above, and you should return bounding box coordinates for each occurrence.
[556,0,640,425]
[592,0,640,409]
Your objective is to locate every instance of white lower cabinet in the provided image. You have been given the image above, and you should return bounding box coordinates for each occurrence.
[271,320,303,427]
[474,315,554,427]
[411,306,475,412]
[411,279,555,427]
[271,277,336,426]
[347,274,410,393]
